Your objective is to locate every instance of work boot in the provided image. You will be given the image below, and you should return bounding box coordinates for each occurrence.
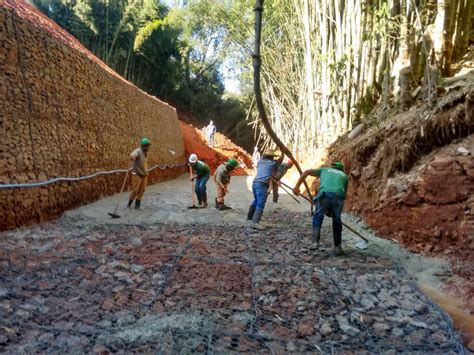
[135,200,141,209]
[251,209,265,230]
[334,245,345,256]
[200,193,208,208]
[311,228,321,250]
[127,199,134,208]
[218,203,232,211]
[247,205,256,220]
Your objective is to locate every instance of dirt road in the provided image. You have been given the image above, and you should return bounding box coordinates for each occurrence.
[0,175,468,352]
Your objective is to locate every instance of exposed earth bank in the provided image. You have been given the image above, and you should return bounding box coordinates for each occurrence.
[328,79,473,314]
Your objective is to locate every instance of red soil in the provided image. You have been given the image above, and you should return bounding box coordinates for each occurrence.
[179,121,252,176]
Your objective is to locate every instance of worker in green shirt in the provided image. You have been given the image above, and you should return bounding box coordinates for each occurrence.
[189,153,211,208]
[293,161,349,255]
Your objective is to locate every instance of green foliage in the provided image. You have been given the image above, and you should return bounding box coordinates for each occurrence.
[30,0,253,150]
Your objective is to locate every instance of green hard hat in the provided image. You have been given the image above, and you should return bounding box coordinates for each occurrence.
[332,161,344,171]
[227,158,238,168]
[140,137,151,146]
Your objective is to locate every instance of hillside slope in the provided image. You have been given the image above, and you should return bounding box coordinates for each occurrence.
[328,78,473,308]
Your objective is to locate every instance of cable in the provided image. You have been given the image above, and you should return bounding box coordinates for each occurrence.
[0,162,186,189]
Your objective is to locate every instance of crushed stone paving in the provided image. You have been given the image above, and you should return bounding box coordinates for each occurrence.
[0,207,467,354]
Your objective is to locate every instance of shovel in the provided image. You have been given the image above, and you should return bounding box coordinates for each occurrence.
[108,168,131,219]
[188,166,199,209]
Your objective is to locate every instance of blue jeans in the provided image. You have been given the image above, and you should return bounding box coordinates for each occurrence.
[195,176,209,203]
[251,181,269,211]
[208,134,215,147]
[312,192,344,246]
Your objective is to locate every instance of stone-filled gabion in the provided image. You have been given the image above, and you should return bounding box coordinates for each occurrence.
[0,1,186,230]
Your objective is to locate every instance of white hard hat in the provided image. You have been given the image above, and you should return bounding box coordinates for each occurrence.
[188,154,198,163]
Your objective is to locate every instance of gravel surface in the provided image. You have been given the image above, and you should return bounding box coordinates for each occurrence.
[0,176,467,353]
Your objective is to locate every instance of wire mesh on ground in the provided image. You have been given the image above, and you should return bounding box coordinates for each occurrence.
[0,215,467,353]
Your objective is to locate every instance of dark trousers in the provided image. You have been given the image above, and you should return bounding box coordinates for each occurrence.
[312,192,344,246]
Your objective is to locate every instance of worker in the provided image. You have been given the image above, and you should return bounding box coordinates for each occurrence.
[127,138,151,210]
[247,148,284,230]
[270,158,294,203]
[293,161,348,255]
[189,153,211,208]
[252,146,261,172]
[206,121,216,147]
[214,158,238,210]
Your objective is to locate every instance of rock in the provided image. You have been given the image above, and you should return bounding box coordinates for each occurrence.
[101,299,114,311]
[286,341,297,352]
[113,271,130,279]
[93,345,110,355]
[0,287,10,298]
[131,264,144,273]
[455,147,470,156]
[339,323,360,337]
[319,321,333,336]
[411,321,428,329]
[360,298,375,310]
[297,321,314,336]
[430,330,447,343]
[38,332,55,343]
[336,315,360,336]
[131,238,143,246]
[373,322,390,332]
[15,309,31,320]
[391,327,404,337]
[0,334,8,345]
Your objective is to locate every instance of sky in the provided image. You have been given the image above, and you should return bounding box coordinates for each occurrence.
[163,0,240,93]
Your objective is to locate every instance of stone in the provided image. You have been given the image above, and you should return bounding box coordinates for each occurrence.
[131,238,143,246]
[93,345,110,355]
[373,322,390,332]
[455,147,470,156]
[390,328,404,337]
[131,264,144,273]
[319,321,333,336]
[286,341,297,352]
[297,321,314,336]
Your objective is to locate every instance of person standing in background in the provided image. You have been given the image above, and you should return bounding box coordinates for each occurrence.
[252,146,261,172]
[206,121,216,147]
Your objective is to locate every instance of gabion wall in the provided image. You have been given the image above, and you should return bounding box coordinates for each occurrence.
[0,1,186,230]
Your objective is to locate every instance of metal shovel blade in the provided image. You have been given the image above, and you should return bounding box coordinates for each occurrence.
[108,212,121,219]
[355,240,368,250]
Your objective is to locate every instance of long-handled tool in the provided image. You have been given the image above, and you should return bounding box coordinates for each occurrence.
[278,180,369,248]
[108,167,131,219]
[188,165,199,209]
